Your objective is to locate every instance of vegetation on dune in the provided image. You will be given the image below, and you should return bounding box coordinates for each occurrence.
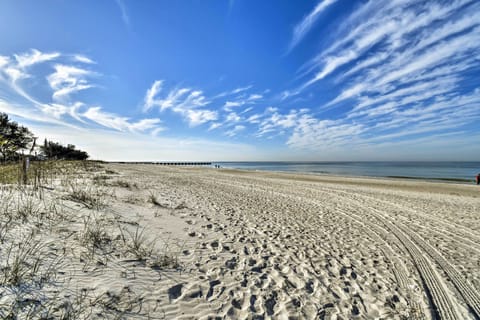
[0,112,89,163]
[41,139,89,161]
[0,113,34,163]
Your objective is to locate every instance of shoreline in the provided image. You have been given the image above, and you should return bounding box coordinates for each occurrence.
[218,166,477,184]
[106,161,479,185]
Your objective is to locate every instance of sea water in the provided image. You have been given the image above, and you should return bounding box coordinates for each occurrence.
[215,162,480,182]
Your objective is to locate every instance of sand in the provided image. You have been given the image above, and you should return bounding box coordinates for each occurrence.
[1,163,479,319]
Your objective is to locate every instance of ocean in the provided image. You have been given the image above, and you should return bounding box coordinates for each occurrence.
[215,162,480,182]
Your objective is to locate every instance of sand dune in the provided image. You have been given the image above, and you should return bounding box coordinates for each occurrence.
[1,163,479,319]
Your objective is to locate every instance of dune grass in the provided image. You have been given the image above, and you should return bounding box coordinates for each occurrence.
[0,160,182,318]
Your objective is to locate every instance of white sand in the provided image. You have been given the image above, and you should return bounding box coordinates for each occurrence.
[1,163,479,319]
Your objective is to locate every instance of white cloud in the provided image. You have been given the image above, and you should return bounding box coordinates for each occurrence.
[289,0,338,51]
[223,92,263,111]
[83,106,161,132]
[40,102,83,121]
[47,64,95,101]
[241,107,253,114]
[0,99,76,127]
[143,80,216,126]
[302,0,478,89]
[225,125,245,137]
[231,85,252,94]
[247,114,261,124]
[143,80,164,111]
[287,115,365,149]
[208,122,222,131]
[3,67,25,82]
[0,56,9,69]
[14,49,60,69]
[225,112,241,123]
[257,110,302,137]
[274,0,480,154]
[224,101,242,109]
[115,0,130,28]
[186,109,218,126]
[73,54,96,64]
[247,94,262,101]
[213,85,253,99]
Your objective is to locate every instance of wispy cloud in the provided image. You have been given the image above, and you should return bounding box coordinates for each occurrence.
[115,0,130,28]
[83,106,161,132]
[47,64,95,102]
[223,92,263,111]
[186,109,218,126]
[282,0,480,152]
[73,54,96,64]
[225,125,245,137]
[14,49,60,69]
[232,85,252,94]
[0,49,163,136]
[288,0,338,52]
[143,80,217,126]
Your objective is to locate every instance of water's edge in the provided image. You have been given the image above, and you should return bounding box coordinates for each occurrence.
[214,162,480,184]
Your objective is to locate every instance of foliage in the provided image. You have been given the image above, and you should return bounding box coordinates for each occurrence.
[0,113,34,162]
[41,139,89,160]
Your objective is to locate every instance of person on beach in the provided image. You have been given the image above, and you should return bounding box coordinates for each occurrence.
[476,173,480,185]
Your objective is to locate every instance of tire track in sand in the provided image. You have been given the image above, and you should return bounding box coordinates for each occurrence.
[315,186,480,319]
[196,175,427,319]
[201,175,468,319]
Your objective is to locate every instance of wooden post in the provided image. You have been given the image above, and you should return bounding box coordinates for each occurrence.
[22,156,29,185]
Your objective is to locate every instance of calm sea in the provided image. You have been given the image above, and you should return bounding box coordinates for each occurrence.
[215,162,480,182]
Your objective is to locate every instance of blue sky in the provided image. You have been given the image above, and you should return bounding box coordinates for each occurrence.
[1,0,479,161]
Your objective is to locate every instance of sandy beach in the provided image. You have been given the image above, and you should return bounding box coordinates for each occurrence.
[1,162,479,319]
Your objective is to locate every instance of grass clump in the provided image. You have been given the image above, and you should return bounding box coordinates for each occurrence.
[80,214,112,255]
[0,232,59,287]
[66,188,106,209]
[112,179,137,189]
[65,181,107,210]
[118,226,181,270]
[93,174,111,185]
[148,191,168,208]
[119,226,154,261]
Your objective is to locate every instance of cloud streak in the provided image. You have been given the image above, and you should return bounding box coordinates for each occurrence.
[47,64,95,101]
[288,0,338,52]
[143,80,217,126]
[0,49,162,136]
[115,0,131,28]
[283,0,480,153]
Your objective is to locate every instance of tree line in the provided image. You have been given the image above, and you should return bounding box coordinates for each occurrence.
[0,113,89,162]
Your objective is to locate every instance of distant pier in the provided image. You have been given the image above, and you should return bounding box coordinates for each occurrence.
[114,161,212,166]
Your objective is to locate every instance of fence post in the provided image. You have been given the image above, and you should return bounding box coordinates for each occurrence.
[22,156,29,185]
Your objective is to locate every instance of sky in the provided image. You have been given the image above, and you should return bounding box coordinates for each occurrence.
[0,0,479,161]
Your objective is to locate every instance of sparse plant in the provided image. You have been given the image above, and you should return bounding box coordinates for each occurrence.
[81,214,112,255]
[0,216,13,243]
[112,179,137,189]
[15,192,41,222]
[119,226,154,261]
[148,191,168,208]
[0,232,59,287]
[174,202,188,210]
[93,174,111,185]
[65,181,107,210]
[118,225,182,270]
[124,194,138,204]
